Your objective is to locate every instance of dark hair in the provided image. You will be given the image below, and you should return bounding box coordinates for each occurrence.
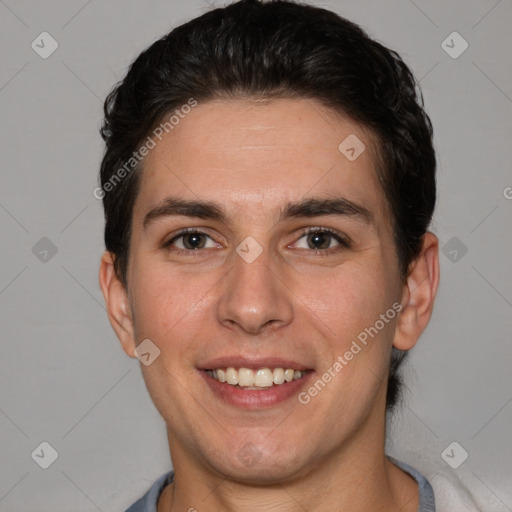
[99,0,436,414]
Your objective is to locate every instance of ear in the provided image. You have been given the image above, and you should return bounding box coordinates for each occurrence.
[393,231,440,351]
[98,251,137,358]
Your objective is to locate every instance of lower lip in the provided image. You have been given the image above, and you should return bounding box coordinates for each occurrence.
[199,370,314,409]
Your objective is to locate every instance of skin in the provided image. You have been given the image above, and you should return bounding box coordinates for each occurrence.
[99,98,439,512]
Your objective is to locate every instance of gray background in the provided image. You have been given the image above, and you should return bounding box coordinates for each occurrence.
[0,0,511,510]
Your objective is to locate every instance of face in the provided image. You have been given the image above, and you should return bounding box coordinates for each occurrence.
[112,98,410,483]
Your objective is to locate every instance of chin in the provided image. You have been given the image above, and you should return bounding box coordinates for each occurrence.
[204,440,310,485]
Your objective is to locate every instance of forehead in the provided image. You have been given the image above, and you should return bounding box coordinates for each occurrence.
[134,97,390,225]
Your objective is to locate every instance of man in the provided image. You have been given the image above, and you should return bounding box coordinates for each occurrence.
[98,1,440,510]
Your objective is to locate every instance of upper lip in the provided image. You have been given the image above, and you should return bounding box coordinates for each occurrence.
[198,356,313,371]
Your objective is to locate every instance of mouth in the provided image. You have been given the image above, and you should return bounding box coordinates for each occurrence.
[205,367,309,389]
[198,361,314,409]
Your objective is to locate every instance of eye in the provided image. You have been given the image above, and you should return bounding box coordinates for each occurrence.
[163,229,218,252]
[293,228,350,252]
[162,227,349,255]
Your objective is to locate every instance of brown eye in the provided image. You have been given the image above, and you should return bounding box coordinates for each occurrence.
[164,229,217,251]
[306,231,332,250]
[180,232,207,250]
[294,228,350,251]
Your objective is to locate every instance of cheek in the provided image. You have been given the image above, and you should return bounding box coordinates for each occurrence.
[301,260,397,387]
[301,262,389,330]
[128,261,213,344]
[128,265,211,423]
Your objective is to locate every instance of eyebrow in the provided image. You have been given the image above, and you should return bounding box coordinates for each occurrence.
[142,195,373,230]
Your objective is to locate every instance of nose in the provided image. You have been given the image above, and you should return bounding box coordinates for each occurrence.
[216,246,294,335]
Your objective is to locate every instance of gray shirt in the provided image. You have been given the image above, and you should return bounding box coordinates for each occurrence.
[125,456,435,511]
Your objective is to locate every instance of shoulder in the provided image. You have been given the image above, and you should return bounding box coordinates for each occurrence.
[388,455,436,512]
[390,453,492,512]
[124,471,174,512]
[429,468,500,512]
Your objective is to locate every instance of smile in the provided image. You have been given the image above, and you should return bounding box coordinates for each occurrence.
[205,367,308,389]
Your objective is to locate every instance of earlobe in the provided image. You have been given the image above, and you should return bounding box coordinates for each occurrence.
[98,251,137,358]
[393,232,440,351]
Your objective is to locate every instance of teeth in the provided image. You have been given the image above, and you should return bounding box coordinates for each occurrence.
[238,368,253,387]
[207,367,307,388]
[254,368,273,387]
[226,367,238,385]
[273,368,285,385]
[284,369,294,382]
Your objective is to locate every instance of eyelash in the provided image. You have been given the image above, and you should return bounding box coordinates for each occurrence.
[162,227,351,256]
